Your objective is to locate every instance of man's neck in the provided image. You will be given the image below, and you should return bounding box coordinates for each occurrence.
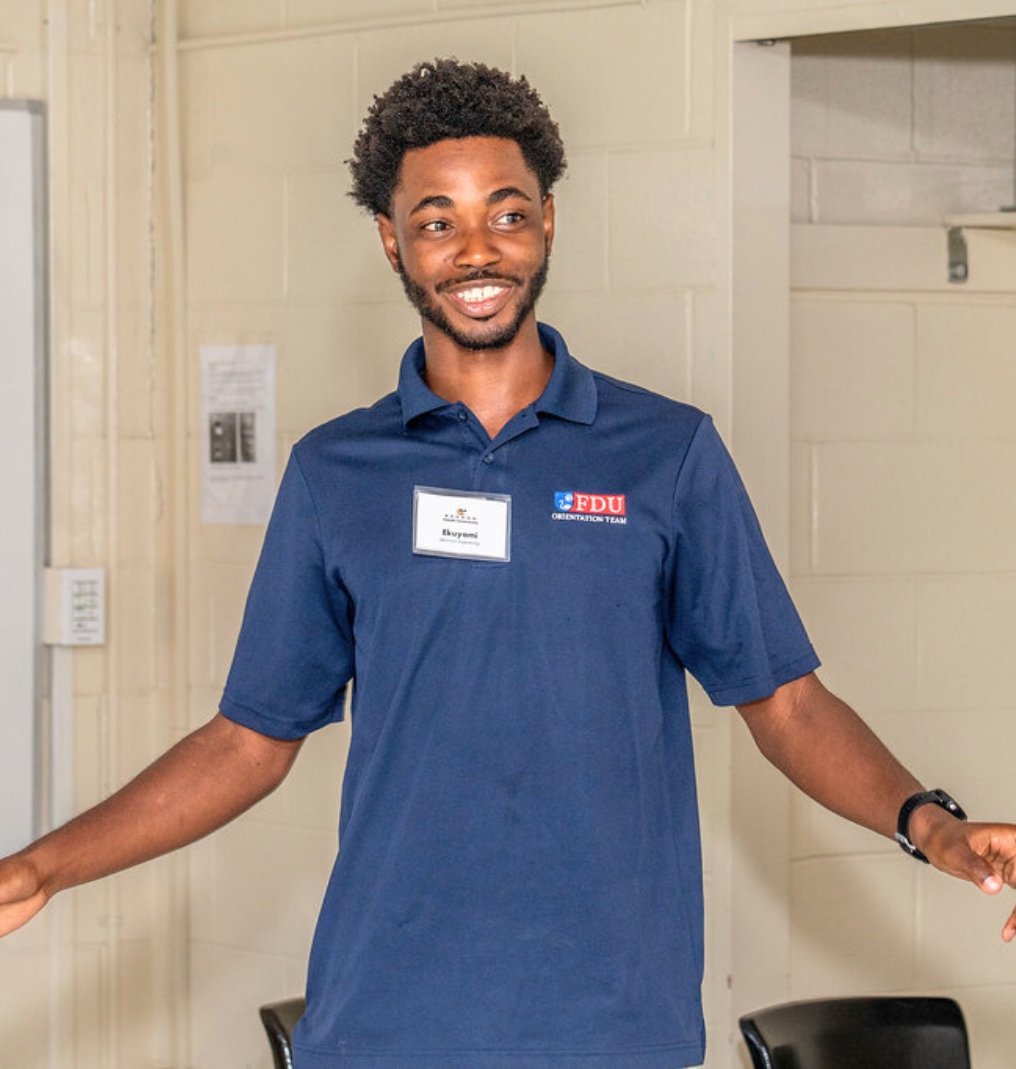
[421,317,553,439]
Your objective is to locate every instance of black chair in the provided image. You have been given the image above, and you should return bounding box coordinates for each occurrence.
[738,996,970,1069]
[259,996,306,1069]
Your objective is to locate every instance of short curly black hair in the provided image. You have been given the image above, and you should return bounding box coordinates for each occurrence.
[348,58,567,217]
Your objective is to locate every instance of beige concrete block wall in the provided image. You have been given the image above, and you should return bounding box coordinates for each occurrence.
[790,28,1016,1068]
[792,24,1016,224]
[790,269,1016,1069]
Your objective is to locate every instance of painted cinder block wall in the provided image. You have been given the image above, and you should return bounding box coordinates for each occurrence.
[2,1,1015,1067]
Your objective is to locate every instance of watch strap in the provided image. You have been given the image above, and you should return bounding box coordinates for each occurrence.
[895,789,967,863]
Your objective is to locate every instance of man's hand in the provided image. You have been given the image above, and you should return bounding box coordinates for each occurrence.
[909,806,1016,941]
[0,854,48,939]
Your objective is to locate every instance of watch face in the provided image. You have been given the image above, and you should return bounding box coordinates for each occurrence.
[935,792,967,820]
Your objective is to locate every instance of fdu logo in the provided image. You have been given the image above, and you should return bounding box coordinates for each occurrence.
[554,491,626,516]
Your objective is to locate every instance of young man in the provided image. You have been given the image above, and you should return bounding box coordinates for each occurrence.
[2,59,1015,1068]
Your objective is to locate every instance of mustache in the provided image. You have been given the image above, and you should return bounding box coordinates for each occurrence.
[436,270,522,293]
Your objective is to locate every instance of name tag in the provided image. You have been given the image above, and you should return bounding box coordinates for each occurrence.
[413,486,512,562]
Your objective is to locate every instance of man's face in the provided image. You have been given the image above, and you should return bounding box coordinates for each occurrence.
[377,137,555,352]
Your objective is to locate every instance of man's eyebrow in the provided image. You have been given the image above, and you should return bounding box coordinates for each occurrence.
[488,186,533,205]
[408,194,454,216]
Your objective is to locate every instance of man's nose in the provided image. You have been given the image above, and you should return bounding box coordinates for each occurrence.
[454,224,501,270]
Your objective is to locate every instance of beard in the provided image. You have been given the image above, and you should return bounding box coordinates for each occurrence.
[396,254,550,352]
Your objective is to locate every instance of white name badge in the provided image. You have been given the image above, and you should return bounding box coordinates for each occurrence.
[413,486,512,562]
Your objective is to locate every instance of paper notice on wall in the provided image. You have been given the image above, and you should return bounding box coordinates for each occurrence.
[200,344,276,525]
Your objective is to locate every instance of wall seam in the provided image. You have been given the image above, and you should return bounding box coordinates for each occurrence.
[102,1,124,1062]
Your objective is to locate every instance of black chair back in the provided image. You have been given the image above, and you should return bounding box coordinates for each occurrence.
[258,996,306,1069]
[738,996,970,1069]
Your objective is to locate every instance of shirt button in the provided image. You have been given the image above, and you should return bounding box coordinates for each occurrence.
[483,453,494,465]
[456,410,468,422]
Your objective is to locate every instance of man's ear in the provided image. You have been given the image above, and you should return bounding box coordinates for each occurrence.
[542,194,556,257]
[376,214,401,272]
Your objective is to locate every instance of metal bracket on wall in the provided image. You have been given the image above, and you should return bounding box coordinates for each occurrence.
[944,213,1016,285]
[947,226,968,284]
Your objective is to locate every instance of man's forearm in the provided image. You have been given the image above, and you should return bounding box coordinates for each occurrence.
[737,672,923,840]
[12,714,302,901]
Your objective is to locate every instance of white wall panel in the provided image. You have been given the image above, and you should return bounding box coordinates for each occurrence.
[0,102,45,857]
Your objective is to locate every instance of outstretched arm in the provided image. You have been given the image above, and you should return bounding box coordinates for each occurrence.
[738,672,1016,942]
[0,713,303,938]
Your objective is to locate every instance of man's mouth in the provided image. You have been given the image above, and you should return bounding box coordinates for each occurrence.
[459,284,506,304]
[442,279,514,318]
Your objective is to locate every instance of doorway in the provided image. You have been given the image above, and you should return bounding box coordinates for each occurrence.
[731,12,1016,1069]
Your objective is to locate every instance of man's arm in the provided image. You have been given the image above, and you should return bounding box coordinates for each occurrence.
[738,672,1016,941]
[0,713,303,938]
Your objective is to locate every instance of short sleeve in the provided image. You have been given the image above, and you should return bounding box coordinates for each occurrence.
[220,449,354,738]
[665,416,819,706]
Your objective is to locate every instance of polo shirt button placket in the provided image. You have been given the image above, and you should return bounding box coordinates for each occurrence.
[474,442,507,494]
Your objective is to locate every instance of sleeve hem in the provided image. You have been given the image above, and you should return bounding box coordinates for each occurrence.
[219,691,344,740]
[702,648,821,708]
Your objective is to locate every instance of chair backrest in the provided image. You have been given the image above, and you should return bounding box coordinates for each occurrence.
[738,996,970,1069]
[258,996,306,1069]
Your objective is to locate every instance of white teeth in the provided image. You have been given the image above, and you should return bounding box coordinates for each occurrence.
[460,285,504,303]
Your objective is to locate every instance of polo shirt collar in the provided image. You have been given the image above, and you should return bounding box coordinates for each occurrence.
[397,322,598,428]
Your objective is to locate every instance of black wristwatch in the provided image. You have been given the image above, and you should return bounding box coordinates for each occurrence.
[895,789,967,863]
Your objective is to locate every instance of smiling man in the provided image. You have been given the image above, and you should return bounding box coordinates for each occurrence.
[2,58,1016,1069]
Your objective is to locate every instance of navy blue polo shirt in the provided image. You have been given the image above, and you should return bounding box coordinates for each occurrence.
[221,323,818,1068]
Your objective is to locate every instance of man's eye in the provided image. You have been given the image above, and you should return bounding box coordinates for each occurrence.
[421,220,449,232]
[498,212,525,225]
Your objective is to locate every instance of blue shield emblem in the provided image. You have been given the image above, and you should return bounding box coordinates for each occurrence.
[554,491,574,512]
